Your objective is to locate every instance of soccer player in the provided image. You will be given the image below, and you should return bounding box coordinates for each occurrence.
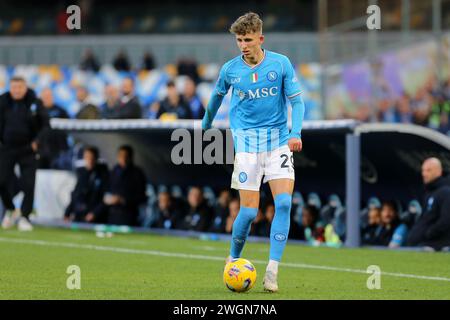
[202,12,305,292]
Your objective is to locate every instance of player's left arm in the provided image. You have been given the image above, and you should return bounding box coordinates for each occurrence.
[282,56,305,152]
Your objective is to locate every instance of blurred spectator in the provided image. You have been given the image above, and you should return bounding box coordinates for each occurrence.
[372,201,402,246]
[306,192,322,211]
[252,208,269,237]
[265,202,275,225]
[79,49,100,73]
[225,198,240,234]
[377,97,397,123]
[40,88,69,119]
[101,145,147,226]
[183,77,205,119]
[320,194,346,240]
[146,191,181,229]
[361,207,381,245]
[37,88,70,168]
[399,200,422,228]
[113,50,131,72]
[290,191,305,239]
[411,88,432,126]
[354,104,371,122]
[394,93,413,123]
[114,78,142,119]
[141,51,156,71]
[298,205,324,243]
[176,57,200,84]
[75,86,100,119]
[100,84,120,119]
[252,201,275,237]
[443,78,450,100]
[389,200,422,248]
[320,194,344,225]
[64,146,109,223]
[151,81,192,120]
[428,96,450,134]
[180,186,213,231]
[360,197,381,229]
[424,75,441,100]
[209,189,231,233]
[407,158,450,251]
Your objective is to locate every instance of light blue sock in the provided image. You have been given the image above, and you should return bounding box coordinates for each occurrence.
[230,206,258,258]
[269,193,292,262]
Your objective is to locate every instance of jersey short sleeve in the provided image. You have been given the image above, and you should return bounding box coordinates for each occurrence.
[282,56,301,99]
[215,63,231,96]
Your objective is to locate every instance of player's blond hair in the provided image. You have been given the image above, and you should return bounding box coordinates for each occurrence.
[229,12,263,35]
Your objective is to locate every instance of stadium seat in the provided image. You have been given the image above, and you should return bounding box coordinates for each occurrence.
[292,191,304,207]
[331,200,346,240]
[203,186,216,206]
[292,191,305,227]
[146,184,157,203]
[307,192,322,210]
[157,184,168,194]
[170,185,183,199]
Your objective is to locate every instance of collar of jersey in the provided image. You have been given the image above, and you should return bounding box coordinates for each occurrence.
[241,49,266,69]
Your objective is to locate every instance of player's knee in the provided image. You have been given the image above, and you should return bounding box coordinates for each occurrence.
[274,193,292,214]
[239,206,258,222]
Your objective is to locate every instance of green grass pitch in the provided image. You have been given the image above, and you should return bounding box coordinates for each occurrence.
[0,227,449,299]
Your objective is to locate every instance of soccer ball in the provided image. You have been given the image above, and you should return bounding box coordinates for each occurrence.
[223,258,257,292]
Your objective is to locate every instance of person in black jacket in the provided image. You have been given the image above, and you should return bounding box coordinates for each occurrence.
[153,81,192,120]
[100,84,120,119]
[146,191,181,229]
[180,186,213,231]
[407,158,450,251]
[103,78,141,119]
[38,88,70,169]
[64,146,108,223]
[361,207,381,245]
[141,51,156,71]
[372,201,401,246]
[182,77,205,119]
[79,49,101,73]
[114,77,142,119]
[101,145,147,226]
[112,50,131,72]
[208,189,231,233]
[0,76,49,231]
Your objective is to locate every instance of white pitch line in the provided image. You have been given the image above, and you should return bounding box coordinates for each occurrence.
[1,237,450,283]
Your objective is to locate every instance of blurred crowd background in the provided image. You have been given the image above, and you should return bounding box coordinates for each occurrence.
[1,1,450,134]
[61,144,424,249]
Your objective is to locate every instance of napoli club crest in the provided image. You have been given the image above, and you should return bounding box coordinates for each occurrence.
[267,71,278,82]
[239,172,248,183]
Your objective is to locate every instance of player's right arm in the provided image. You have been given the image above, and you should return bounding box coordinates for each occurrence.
[201,63,231,130]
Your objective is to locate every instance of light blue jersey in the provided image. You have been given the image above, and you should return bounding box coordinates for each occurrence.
[213,49,302,152]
